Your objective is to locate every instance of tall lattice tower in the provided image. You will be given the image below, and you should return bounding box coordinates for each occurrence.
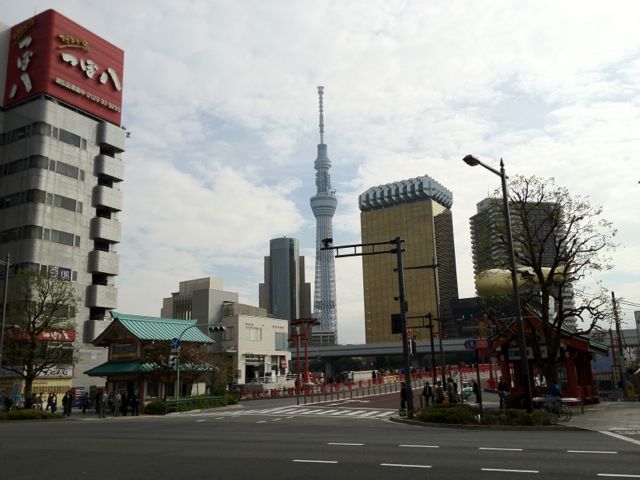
[310,86,338,345]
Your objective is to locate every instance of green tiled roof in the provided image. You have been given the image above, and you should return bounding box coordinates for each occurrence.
[84,360,158,376]
[107,312,213,343]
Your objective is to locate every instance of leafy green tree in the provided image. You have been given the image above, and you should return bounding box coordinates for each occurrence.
[3,272,78,405]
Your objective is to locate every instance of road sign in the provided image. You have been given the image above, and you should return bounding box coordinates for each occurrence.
[170,338,180,350]
[464,339,492,350]
[464,339,477,350]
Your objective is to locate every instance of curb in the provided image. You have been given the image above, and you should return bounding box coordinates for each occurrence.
[388,415,586,431]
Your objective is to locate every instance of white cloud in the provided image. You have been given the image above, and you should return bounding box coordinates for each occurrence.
[3,0,639,339]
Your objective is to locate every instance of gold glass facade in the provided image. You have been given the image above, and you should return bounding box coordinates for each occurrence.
[361,199,458,343]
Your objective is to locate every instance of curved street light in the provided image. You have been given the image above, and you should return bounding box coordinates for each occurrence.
[462,154,533,413]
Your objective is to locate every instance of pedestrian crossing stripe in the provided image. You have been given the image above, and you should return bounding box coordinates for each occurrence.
[192,406,394,419]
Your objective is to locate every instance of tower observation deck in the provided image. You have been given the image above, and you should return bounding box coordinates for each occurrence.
[310,86,338,345]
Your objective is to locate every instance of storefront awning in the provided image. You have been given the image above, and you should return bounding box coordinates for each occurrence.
[84,361,158,376]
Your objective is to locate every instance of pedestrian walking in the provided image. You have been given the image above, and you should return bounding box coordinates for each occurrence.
[399,382,407,416]
[434,381,444,405]
[62,390,73,417]
[129,393,139,416]
[498,377,509,408]
[100,390,109,418]
[472,379,481,404]
[421,382,433,408]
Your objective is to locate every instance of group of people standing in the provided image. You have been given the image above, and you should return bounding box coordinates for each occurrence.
[95,390,139,418]
[419,378,467,407]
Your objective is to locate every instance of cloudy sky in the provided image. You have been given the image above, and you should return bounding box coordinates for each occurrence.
[5,1,639,342]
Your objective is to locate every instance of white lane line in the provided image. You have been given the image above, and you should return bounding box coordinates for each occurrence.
[359,411,381,417]
[375,411,394,417]
[316,409,340,415]
[328,410,349,415]
[196,419,206,423]
[327,443,364,446]
[600,431,640,447]
[597,475,640,478]
[400,444,440,449]
[481,468,539,473]
[567,450,617,454]
[479,447,524,451]
[292,459,338,464]
[344,410,367,416]
[256,420,267,424]
[272,418,282,421]
[381,463,431,469]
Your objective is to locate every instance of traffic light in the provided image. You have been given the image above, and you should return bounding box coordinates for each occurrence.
[209,325,226,332]
[168,355,177,370]
[408,338,417,355]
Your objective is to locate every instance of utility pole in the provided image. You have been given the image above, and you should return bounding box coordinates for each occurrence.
[611,292,625,395]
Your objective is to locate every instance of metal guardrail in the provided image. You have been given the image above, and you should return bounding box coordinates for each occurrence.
[165,395,226,414]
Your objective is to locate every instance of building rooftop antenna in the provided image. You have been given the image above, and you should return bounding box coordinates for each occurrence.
[318,86,325,144]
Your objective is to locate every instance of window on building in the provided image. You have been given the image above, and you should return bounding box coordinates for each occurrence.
[275,332,287,351]
[58,129,81,148]
[222,326,235,342]
[55,161,79,179]
[246,327,262,341]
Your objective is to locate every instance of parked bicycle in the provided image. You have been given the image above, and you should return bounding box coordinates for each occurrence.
[542,397,572,422]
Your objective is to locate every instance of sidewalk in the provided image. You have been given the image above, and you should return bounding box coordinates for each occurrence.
[568,400,640,432]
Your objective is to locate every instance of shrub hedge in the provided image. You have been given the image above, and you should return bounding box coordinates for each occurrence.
[0,409,62,421]
[416,404,556,426]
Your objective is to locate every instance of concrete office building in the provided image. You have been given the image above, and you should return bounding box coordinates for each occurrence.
[161,277,239,325]
[0,10,125,391]
[259,237,311,324]
[161,277,291,385]
[359,175,459,344]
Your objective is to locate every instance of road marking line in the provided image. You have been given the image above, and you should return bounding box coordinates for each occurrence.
[600,431,640,447]
[597,474,640,478]
[381,463,431,469]
[481,468,539,473]
[479,447,524,451]
[375,411,394,417]
[328,443,364,446]
[196,419,206,423]
[399,444,440,448]
[317,409,340,414]
[567,450,617,454]
[292,460,338,464]
[272,418,282,421]
[256,420,267,424]
[328,410,349,415]
[359,411,381,417]
[215,417,223,420]
[344,410,367,416]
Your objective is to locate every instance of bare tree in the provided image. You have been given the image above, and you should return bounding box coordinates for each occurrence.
[3,272,79,405]
[495,176,617,383]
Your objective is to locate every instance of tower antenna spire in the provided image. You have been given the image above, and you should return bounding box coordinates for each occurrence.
[317,85,324,144]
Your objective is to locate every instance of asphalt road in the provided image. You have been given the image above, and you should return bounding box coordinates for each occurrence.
[1,404,638,480]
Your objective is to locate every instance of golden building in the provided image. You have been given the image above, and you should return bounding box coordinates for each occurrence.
[359,175,459,343]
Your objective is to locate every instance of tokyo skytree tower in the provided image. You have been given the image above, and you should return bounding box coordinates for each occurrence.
[310,86,338,344]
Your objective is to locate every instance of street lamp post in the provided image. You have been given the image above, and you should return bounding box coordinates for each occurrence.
[0,254,11,370]
[462,154,533,413]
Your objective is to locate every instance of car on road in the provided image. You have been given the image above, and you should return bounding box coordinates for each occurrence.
[461,381,473,400]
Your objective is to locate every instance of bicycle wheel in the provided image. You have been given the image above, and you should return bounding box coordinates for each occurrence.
[557,403,572,422]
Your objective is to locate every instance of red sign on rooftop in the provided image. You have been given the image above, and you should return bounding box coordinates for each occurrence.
[3,9,125,125]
